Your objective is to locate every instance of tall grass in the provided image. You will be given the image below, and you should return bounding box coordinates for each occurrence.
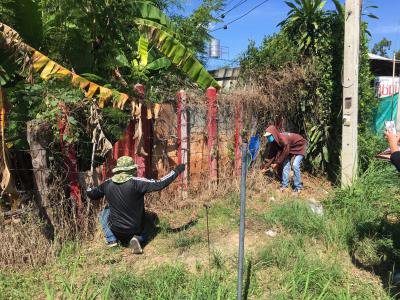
[264,161,400,251]
[258,160,399,298]
[40,265,238,300]
[324,161,400,262]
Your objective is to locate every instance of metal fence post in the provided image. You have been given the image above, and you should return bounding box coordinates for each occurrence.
[237,142,248,300]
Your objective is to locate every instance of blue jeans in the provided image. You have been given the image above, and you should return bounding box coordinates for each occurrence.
[99,207,117,244]
[281,155,304,190]
[99,207,147,245]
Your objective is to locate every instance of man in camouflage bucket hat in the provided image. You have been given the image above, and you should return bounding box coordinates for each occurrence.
[87,156,185,254]
[111,156,138,183]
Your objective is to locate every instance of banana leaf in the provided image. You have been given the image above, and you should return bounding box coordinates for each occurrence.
[146,57,171,71]
[138,35,149,67]
[131,1,179,35]
[135,18,220,90]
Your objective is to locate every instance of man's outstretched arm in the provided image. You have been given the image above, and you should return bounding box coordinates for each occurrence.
[136,164,185,193]
[86,181,106,200]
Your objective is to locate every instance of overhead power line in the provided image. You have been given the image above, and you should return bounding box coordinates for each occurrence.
[220,0,249,18]
[212,0,270,32]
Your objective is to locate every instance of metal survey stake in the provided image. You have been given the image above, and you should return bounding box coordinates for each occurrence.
[237,142,248,300]
[204,203,211,268]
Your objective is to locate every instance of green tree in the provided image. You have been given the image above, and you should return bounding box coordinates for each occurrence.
[0,0,221,91]
[371,38,392,57]
[0,0,222,159]
[278,0,329,55]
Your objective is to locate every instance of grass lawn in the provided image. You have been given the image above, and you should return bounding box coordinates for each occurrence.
[1,161,399,299]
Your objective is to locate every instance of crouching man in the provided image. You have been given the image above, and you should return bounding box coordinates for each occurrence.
[87,156,185,254]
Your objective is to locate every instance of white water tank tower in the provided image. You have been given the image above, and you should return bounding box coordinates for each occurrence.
[209,38,221,58]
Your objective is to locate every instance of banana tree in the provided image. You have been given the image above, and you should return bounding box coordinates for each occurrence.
[131,1,220,89]
[115,35,171,84]
[1,0,219,91]
[0,22,130,108]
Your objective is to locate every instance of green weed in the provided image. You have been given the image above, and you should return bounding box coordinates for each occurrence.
[227,192,240,207]
[211,249,225,269]
[174,233,203,249]
[0,271,42,299]
[263,200,325,237]
[45,277,107,300]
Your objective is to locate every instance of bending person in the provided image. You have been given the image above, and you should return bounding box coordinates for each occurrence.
[263,125,307,193]
[87,156,185,254]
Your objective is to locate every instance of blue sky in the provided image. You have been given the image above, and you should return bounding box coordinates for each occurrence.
[178,0,400,69]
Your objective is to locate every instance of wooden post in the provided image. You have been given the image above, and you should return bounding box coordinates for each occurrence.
[27,120,54,238]
[341,0,361,186]
[27,121,51,206]
[207,87,218,181]
[234,101,243,175]
[178,90,189,197]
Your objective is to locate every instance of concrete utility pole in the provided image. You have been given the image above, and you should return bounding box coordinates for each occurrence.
[341,0,361,186]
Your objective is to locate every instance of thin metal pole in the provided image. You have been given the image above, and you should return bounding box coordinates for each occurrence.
[391,52,396,121]
[204,204,211,268]
[237,142,248,300]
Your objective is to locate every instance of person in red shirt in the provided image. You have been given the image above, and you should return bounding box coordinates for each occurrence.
[263,125,307,193]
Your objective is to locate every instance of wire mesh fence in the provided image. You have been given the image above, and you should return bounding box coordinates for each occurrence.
[1,93,264,220]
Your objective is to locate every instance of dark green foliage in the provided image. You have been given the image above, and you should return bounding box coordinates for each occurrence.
[358,23,383,173]
[359,23,379,131]
[278,0,330,55]
[0,0,43,48]
[6,79,85,148]
[239,33,300,72]
[359,129,387,172]
[1,0,222,167]
[101,107,132,143]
